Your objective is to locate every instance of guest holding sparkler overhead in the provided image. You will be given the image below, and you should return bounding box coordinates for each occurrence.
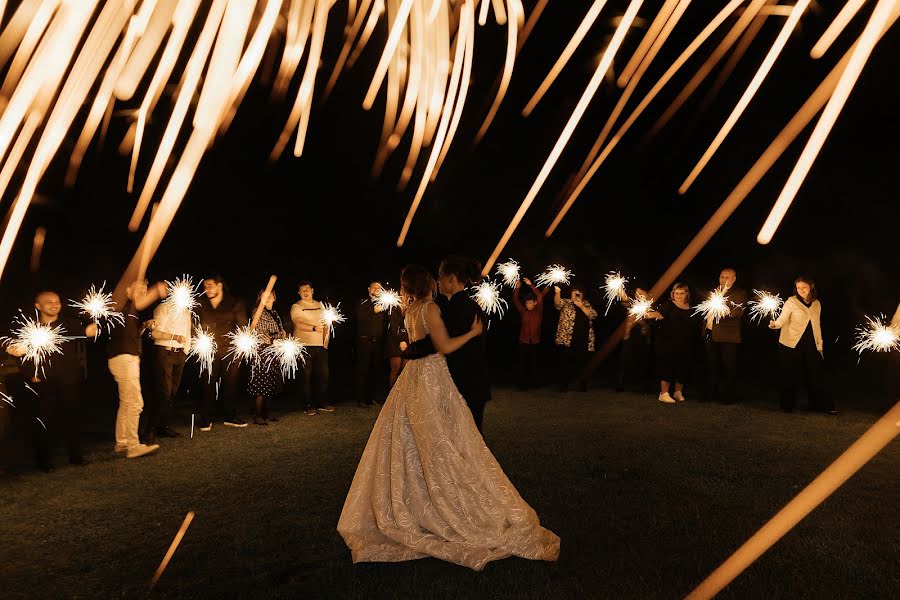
[107,279,167,458]
[702,268,747,405]
[768,277,835,415]
[249,290,287,425]
[291,281,334,416]
[385,297,410,389]
[5,290,99,472]
[554,284,597,393]
[645,283,697,404]
[512,277,549,390]
[354,281,387,408]
[197,275,249,430]
[147,296,192,442]
[436,256,491,433]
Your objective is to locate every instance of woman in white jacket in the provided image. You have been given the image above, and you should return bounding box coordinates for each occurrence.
[768,277,835,414]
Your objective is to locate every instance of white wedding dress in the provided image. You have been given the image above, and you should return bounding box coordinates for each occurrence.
[337,301,560,571]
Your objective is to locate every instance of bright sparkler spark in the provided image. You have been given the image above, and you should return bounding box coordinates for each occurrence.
[495,259,521,288]
[628,294,653,321]
[262,336,308,379]
[1,313,70,377]
[470,280,507,317]
[322,302,346,338]
[225,325,261,368]
[189,326,217,379]
[852,315,900,354]
[69,282,124,336]
[602,272,628,315]
[373,288,402,313]
[747,289,784,324]
[693,289,734,325]
[535,264,573,287]
[163,275,201,316]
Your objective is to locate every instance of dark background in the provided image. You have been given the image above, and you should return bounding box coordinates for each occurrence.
[0,2,896,403]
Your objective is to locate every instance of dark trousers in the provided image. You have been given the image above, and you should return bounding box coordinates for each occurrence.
[618,333,652,390]
[354,337,383,405]
[778,342,833,412]
[517,342,539,389]
[149,346,186,430]
[201,355,241,422]
[301,346,329,409]
[9,374,82,467]
[704,339,739,403]
[559,344,590,391]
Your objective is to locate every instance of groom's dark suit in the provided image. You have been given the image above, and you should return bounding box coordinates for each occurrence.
[436,291,491,431]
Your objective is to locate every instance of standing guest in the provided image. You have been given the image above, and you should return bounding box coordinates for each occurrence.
[147,297,192,442]
[703,268,747,405]
[511,277,549,389]
[249,290,287,425]
[6,290,99,472]
[291,281,334,416]
[616,287,654,394]
[107,279,167,458]
[436,256,491,432]
[646,283,696,404]
[385,297,410,389]
[354,281,386,407]
[553,284,598,393]
[197,275,249,430]
[768,277,835,414]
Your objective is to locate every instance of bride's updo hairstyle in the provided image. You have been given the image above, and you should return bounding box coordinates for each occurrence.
[439,255,483,286]
[401,264,435,300]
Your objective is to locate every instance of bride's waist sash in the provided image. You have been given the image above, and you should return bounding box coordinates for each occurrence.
[402,337,437,360]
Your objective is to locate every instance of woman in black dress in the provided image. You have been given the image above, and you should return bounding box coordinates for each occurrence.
[647,282,696,404]
[249,290,287,425]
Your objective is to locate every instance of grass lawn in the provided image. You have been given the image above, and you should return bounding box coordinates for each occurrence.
[1,387,897,599]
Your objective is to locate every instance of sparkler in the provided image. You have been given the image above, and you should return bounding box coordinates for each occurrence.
[628,294,653,321]
[495,259,521,288]
[163,275,201,316]
[373,288,402,313]
[693,289,735,325]
[262,336,307,379]
[70,282,124,336]
[852,315,900,354]
[321,302,346,338]
[188,326,217,379]
[747,289,784,324]
[535,264,573,287]
[602,272,628,315]
[2,312,71,377]
[225,325,262,368]
[470,280,507,317]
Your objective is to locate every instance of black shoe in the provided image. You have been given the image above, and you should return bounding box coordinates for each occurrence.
[357,402,371,408]
[156,427,181,438]
[39,463,55,473]
[70,456,89,467]
[253,416,268,426]
[265,415,280,422]
[145,431,158,444]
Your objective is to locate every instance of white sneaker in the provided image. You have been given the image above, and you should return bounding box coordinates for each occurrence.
[658,392,676,404]
[673,391,686,402]
[126,444,160,459]
[114,443,128,454]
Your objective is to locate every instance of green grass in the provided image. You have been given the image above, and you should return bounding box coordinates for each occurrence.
[1,388,898,599]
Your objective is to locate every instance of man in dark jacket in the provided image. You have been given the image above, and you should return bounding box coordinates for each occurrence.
[703,268,747,404]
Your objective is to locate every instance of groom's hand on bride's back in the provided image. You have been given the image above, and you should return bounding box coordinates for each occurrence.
[470,316,484,337]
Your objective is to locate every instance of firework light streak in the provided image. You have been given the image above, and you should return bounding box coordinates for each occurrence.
[852,314,900,354]
[150,511,195,591]
[163,276,201,317]
[70,283,125,336]
[1,312,71,377]
[262,336,307,379]
[1,391,14,408]
[470,280,507,317]
[693,289,734,325]
[189,326,217,379]
[747,289,783,324]
[321,302,346,338]
[535,264,573,287]
[602,272,629,315]
[495,259,521,288]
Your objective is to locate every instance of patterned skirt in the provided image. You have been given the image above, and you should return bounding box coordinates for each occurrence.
[248,362,284,399]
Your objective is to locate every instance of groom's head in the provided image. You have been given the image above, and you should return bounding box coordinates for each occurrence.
[438,256,482,298]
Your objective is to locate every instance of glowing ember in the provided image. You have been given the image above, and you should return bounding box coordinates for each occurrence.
[189,326,217,378]
[70,282,124,336]
[373,288,402,313]
[602,272,628,315]
[470,280,507,317]
[693,289,734,324]
[628,294,653,321]
[495,259,521,288]
[535,264,573,287]
[226,325,261,367]
[852,315,899,354]
[322,302,346,338]
[747,289,784,324]
[163,275,201,316]
[2,312,71,377]
[262,336,308,379]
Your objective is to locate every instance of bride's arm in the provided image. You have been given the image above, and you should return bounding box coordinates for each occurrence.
[425,303,483,355]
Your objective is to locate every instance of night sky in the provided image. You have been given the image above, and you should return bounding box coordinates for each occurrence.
[1,2,897,369]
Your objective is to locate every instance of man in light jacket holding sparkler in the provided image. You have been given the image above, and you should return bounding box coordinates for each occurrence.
[702,268,747,405]
[291,281,335,416]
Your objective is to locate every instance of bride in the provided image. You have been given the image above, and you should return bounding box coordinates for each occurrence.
[337,265,560,571]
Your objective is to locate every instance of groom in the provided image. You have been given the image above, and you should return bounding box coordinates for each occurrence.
[436,256,491,432]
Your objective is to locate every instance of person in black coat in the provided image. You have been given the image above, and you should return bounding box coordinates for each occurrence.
[435,256,491,432]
